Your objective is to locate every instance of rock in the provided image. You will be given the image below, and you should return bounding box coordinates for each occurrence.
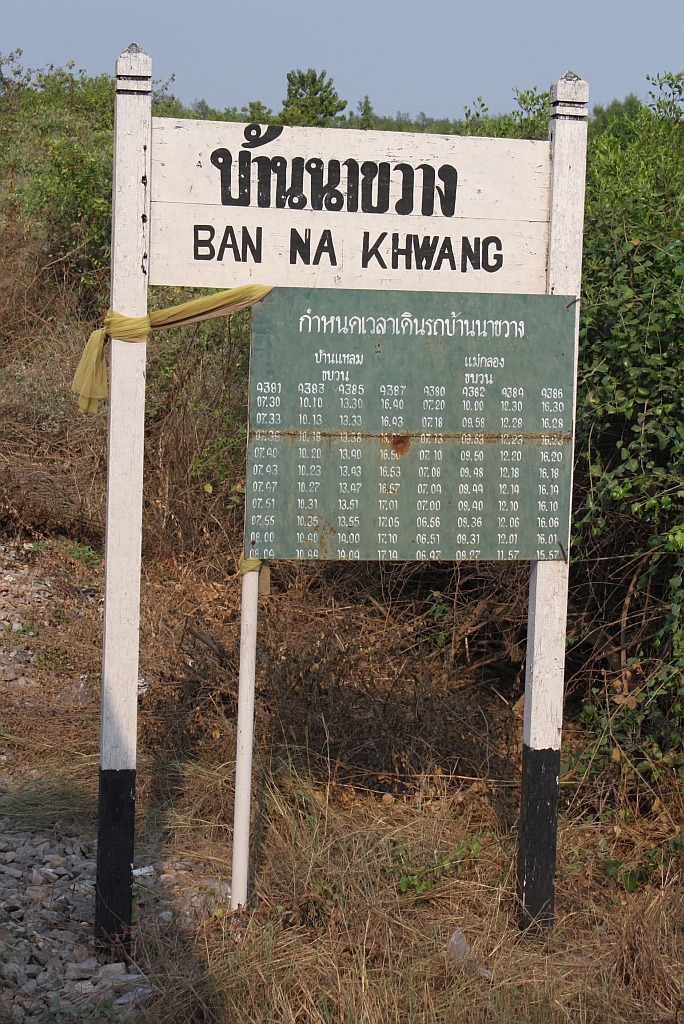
[44,856,67,869]
[116,973,145,987]
[37,972,61,990]
[69,905,94,924]
[193,878,230,896]
[114,985,154,1006]
[25,886,47,898]
[0,806,209,1014]
[446,928,470,963]
[65,958,97,981]
[66,979,95,996]
[132,865,156,879]
[92,962,126,982]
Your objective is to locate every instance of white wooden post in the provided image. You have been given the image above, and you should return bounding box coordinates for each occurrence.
[231,569,260,910]
[517,72,588,929]
[95,43,152,947]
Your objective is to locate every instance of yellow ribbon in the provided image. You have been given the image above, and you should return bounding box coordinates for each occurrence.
[239,555,270,595]
[72,285,273,414]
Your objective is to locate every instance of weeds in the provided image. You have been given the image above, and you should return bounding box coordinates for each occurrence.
[396,847,466,895]
[38,998,116,1023]
[60,541,99,566]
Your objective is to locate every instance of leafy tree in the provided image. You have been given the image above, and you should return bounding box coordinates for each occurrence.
[241,100,274,124]
[279,68,347,127]
[347,95,375,130]
[646,70,684,122]
[459,87,549,140]
[590,93,643,139]
[191,98,213,118]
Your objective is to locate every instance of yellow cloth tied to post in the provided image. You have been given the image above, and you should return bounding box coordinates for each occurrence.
[239,555,270,595]
[72,285,273,414]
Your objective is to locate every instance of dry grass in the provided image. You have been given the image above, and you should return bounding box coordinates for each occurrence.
[1,541,683,1023]
[122,757,683,1024]
[4,743,681,1023]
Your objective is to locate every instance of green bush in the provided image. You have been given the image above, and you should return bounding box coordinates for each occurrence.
[0,51,114,309]
[574,74,684,774]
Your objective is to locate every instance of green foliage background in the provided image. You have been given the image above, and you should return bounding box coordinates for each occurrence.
[2,50,684,780]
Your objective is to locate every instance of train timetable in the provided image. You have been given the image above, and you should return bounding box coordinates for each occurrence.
[245,288,576,563]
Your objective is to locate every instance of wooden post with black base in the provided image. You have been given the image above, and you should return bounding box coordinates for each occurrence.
[516,72,589,930]
[94,44,152,951]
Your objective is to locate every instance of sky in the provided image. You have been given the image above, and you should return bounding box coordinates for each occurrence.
[2,0,683,119]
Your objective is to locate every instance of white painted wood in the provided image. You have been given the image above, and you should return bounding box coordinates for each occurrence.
[523,556,572,751]
[100,44,152,772]
[149,204,548,293]
[149,119,551,293]
[523,73,588,752]
[550,75,590,105]
[231,569,260,910]
[151,120,550,216]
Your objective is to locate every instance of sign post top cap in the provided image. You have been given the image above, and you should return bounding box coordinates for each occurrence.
[550,72,589,105]
[116,43,152,78]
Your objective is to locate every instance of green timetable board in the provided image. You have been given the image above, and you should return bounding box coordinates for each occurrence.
[245,289,575,564]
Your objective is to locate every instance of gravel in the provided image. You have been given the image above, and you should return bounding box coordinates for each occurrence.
[0,814,232,1020]
[0,540,233,1019]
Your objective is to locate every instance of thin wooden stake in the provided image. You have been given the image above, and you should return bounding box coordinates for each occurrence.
[517,72,589,930]
[231,569,260,910]
[95,43,151,949]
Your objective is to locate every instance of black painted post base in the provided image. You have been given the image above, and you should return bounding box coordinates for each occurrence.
[95,768,136,950]
[516,744,560,931]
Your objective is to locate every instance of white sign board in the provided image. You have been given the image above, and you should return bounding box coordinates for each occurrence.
[150,120,551,293]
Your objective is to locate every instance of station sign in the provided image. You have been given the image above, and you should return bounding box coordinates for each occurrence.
[149,120,551,294]
[245,288,574,563]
